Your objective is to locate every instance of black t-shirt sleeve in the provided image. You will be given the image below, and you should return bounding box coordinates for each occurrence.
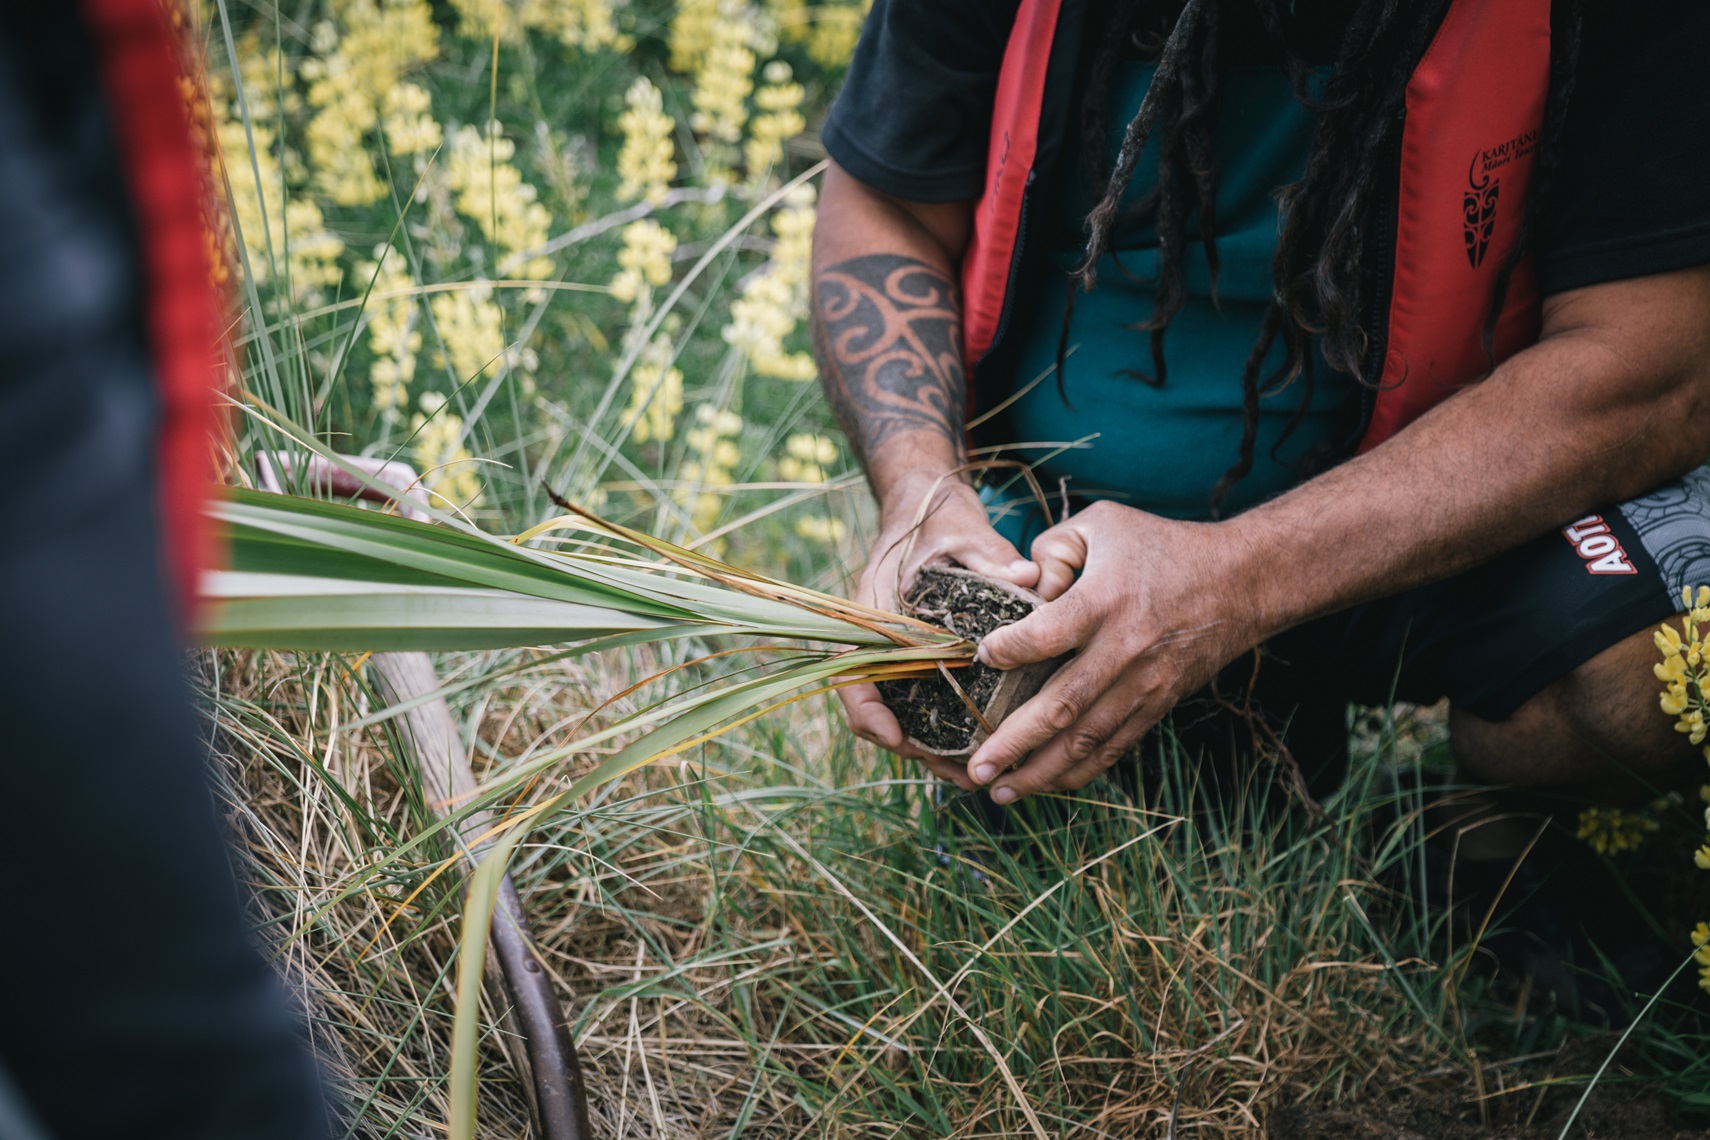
[819,0,1020,202]
[1535,0,1710,294]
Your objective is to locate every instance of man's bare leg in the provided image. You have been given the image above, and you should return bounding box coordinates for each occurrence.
[1443,624,1700,859]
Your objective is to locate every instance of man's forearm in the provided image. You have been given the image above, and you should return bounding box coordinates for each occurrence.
[1227,268,1710,642]
[812,252,971,511]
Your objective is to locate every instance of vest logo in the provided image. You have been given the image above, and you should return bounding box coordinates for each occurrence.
[1562,514,1637,575]
[1463,128,1540,269]
[989,130,1011,202]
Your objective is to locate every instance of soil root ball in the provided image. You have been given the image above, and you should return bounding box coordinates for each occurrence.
[875,564,1066,759]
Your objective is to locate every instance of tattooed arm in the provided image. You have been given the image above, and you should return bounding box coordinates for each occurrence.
[812,161,1041,772]
[811,162,976,499]
[814,253,969,477]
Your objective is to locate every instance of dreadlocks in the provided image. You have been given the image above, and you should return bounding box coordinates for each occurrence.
[1059,0,1584,514]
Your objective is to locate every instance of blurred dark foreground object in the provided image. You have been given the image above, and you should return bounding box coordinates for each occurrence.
[0,5,330,1139]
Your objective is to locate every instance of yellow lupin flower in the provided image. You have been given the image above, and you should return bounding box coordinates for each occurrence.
[796,516,848,543]
[447,0,627,52]
[766,0,808,41]
[1654,606,1710,763]
[1684,618,1710,1007]
[679,405,744,534]
[213,106,344,304]
[230,36,301,123]
[529,0,628,52]
[616,78,677,204]
[1658,622,1686,655]
[668,0,720,73]
[301,0,442,206]
[359,247,422,419]
[620,351,684,444]
[382,82,441,156]
[1574,806,1659,856]
[410,392,483,508]
[723,184,817,379]
[803,3,865,68]
[689,0,760,180]
[429,282,508,382]
[777,432,842,542]
[772,0,867,67]
[778,432,837,482]
[744,60,805,177]
[445,126,555,280]
[610,219,678,305]
[684,408,743,453]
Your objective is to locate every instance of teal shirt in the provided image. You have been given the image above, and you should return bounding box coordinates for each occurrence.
[989,62,1354,549]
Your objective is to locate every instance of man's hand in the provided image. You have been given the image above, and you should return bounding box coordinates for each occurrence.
[812,161,1026,784]
[840,476,1038,787]
[964,502,1262,803]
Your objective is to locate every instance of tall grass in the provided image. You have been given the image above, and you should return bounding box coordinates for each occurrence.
[207,643,1469,1136]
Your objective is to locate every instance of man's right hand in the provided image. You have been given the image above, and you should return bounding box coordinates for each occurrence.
[811,161,1020,783]
[838,475,1038,785]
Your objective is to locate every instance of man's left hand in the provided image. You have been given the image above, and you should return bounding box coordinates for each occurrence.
[964,501,1264,802]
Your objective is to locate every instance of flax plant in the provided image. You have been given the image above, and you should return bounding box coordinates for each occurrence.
[200,477,971,1136]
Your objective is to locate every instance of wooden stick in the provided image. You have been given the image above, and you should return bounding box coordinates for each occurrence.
[372,651,591,1140]
[258,454,592,1138]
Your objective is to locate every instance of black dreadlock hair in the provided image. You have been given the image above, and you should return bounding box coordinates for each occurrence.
[1058,0,1584,514]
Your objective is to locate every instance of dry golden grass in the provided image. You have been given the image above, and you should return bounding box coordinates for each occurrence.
[203,647,1460,1138]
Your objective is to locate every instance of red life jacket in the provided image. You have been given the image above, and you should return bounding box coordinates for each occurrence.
[961,0,1553,455]
[77,0,225,625]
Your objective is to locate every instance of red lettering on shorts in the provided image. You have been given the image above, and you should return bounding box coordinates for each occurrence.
[1561,513,1636,575]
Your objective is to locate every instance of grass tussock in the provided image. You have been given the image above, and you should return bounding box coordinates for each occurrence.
[206,646,1460,1137]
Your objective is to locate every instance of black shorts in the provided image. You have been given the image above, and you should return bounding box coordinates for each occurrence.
[1279,465,1710,721]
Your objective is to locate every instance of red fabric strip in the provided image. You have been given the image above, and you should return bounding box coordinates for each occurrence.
[961,0,1064,390]
[76,0,225,623]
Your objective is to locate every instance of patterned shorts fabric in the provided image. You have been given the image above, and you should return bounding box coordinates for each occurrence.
[1620,465,1710,601]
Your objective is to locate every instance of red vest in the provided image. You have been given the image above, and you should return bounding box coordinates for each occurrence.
[962,0,1554,454]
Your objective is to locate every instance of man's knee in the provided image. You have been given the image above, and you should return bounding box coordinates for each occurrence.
[1449,625,1698,795]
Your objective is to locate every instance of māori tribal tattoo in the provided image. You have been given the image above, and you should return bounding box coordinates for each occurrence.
[812,254,968,468]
